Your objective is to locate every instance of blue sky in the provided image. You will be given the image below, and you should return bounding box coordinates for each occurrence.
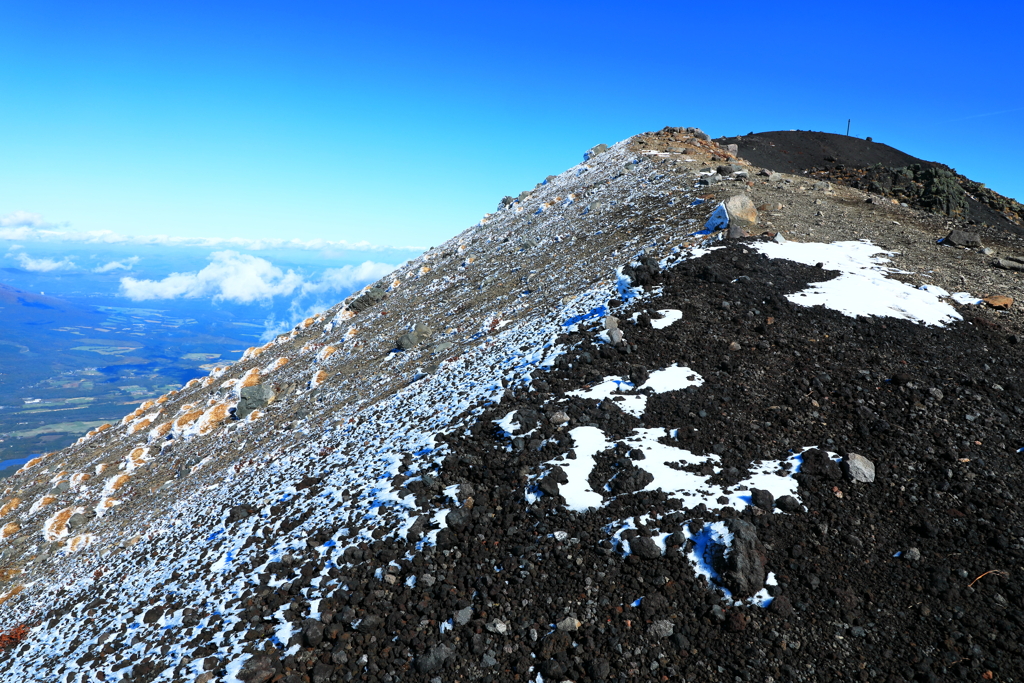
[1,1,1021,249]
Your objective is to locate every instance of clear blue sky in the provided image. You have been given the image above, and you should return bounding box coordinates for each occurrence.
[1,1,1021,248]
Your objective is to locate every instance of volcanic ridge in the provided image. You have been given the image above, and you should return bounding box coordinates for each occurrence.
[0,128,1022,683]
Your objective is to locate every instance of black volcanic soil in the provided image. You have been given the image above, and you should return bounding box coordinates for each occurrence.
[718,130,1024,237]
[149,242,1024,683]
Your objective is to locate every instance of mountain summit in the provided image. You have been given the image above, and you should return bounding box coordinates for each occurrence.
[0,128,1022,682]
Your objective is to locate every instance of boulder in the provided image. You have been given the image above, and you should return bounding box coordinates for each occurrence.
[584,144,608,161]
[713,519,768,597]
[983,295,1014,310]
[993,257,1024,272]
[347,286,385,312]
[236,655,275,683]
[236,383,276,419]
[944,229,982,248]
[750,488,774,511]
[397,332,419,350]
[842,453,875,483]
[723,194,758,231]
[630,536,662,559]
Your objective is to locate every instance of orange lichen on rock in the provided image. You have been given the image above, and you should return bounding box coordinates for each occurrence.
[264,356,288,370]
[156,394,170,404]
[121,407,145,425]
[0,499,19,518]
[127,447,149,470]
[345,327,359,340]
[70,473,91,489]
[0,585,24,608]
[240,368,261,389]
[318,346,337,361]
[95,497,120,516]
[184,378,201,389]
[64,534,95,553]
[43,507,75,541]
[94,463,109,477]
[29,496,56,515]
[1,523,19,540]
[139,399,155,411]
[150,421,173,439]
[247,409,263,421]
[197,404,230,435]
[311,370,329,388]
[302,316,316,328]
[129,417,153,434]
[104,474,130,494]
[18,455,47,472]
[175,410,203,429]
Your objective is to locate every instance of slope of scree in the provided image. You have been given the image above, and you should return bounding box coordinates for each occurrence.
[0,127,1021,683]
[717,130,1024,237]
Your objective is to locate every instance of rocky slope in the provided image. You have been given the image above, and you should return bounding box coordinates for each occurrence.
[0,128,1022,683]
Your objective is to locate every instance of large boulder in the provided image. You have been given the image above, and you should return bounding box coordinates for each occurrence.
[347,286,386,312]
[944,229,982,248]
[713,519,768,597]
[236,383,276,418]
[723,194,758,232]
[584,143,608,161]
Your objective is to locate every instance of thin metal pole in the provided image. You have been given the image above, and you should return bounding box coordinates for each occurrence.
[846,119,851,136]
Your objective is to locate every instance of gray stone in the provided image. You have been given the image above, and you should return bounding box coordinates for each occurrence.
[712,518,768,597]
[481,653,497,668]
[485,619,507,634]
[750,488,774,511]
[842,453,875,483]
[67,512,89,531]
[586,200,606,213]
[236,383,276,418]
[772,232,787,244]
[347,286,386,312]
[717,164,743,175]
[413,323,433,338]
[432,341,453,354]
[724,143,738,155]
[454,606,473,625]
[945,229,983,248]
[994,258,1024,272]
[50,480,70,495]
[727,223,747,239]
[417,643,453,673]
[697,174,721,186]
[648,619,674,638]
[549,411,569,425]
[608,329,624,345]
[904,547,922,561]
[768,172,783,182]
[584,143,608,161]
[556,616,580,631]
[603,315,619,330]
[397,332,419,350]
[687,127,710,141]
[812,180,831,191]
[928,387,943,400]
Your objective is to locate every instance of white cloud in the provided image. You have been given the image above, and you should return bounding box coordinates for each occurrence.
[10,251,77,272]
[0,213,423,252]
[94,256,140,273]
[0,211,66,229]
[300,261,396,296]
[120,250,304,303]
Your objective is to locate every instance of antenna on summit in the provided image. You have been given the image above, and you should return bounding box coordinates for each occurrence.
[846,119,851,136]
